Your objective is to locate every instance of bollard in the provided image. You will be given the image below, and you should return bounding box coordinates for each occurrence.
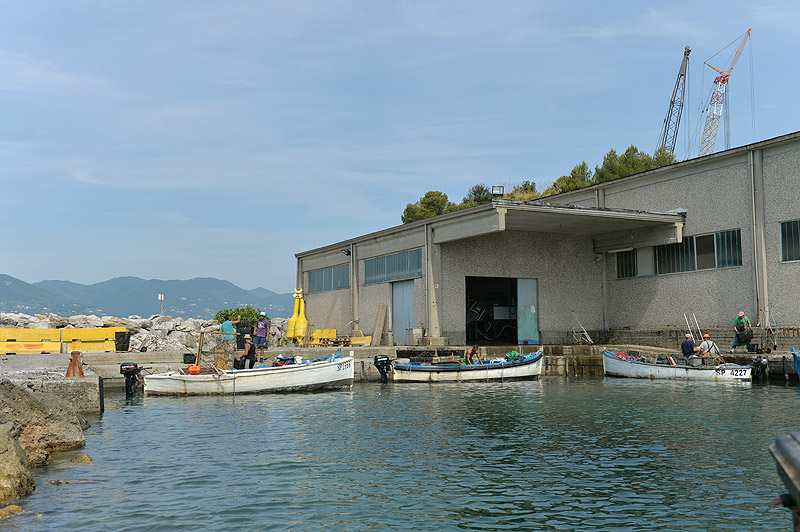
[65,351,85,378]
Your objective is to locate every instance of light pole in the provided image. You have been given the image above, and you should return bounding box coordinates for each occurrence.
[158,293,164,315]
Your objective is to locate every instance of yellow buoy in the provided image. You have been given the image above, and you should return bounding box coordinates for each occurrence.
[294,298,308,344]
[286,289,301,341]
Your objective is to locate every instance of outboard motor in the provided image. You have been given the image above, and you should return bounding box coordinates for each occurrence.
[374,354,393,384]
[752,355,769,382]
[120,363,142,397]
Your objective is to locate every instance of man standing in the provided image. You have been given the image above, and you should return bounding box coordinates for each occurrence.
[731,311,752,353]
[698,333,720,357]
[254,311,270,359]
[681,333,699,365]
[220,314,241,369]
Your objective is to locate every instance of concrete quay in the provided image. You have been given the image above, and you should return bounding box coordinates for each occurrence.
[1,344,796,413]
[0,352,104,414]
[62,343,800,384]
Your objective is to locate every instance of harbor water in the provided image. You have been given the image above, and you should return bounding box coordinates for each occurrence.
[7,378,800,531]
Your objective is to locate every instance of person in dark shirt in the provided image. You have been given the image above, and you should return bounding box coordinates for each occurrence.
[235,334,257,369]
[681,333,699,365]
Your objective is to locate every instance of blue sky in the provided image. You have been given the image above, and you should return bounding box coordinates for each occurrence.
[2,1,798,293]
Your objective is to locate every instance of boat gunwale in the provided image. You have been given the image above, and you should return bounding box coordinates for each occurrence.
[394,351,543,373]
[601,350,751,370]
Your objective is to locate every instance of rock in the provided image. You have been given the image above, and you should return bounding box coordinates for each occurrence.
[0,423,35,502]
[0,312,290,354]
[47,314,69,329]
[0,504,23,519]
[67,315,104,329]
[70,453,92,464]
[0,380,85,468]
[167,331,197,349]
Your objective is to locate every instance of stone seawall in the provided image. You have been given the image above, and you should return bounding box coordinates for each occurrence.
[0,379,88,504]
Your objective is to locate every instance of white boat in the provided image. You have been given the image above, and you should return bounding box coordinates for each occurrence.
[393,349,543,383]
[602,350,752,382]
[144,354,354,395]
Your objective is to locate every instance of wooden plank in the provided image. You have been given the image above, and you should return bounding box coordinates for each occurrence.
[0,328,61,342]
[0,341,62,354]
[371,305,387,347]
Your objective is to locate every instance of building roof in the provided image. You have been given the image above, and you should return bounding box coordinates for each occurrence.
[297,200,685,258]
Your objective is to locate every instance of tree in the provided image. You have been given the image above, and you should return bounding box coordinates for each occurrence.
[594,145,676,183]
[401,191,454,223]
[462,184,492,205]
[214,306,265,330]
[543,161,593,195]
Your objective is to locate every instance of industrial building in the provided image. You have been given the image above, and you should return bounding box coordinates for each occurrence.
[294,131,800,346]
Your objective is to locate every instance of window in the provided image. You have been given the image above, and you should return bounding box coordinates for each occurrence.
[716,229,742,267]
[781,219,800,262]
[653,229,741,275]
[616,250,637,279]
[308,263,349,293]
[655,239,695,274]
[365,248,423,285]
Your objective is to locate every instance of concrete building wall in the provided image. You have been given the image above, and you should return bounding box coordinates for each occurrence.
[763,144,800,324]
[556,152,758,328]
[303,284,352,335]
[438,230,602,345]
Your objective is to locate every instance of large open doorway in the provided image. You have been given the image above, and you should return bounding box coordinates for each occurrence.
[465,276,540,345]
[465,277,517,344]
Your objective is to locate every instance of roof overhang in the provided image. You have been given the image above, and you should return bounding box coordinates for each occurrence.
[434,200,685,253]
[296,200,685,258]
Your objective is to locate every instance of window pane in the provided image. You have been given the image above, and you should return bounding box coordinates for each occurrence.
[716,229,742,267]
[308,263,349,293]
[616,250,637,279]
[782,220,800,262]
[654,238,695,274]
[365,248,423,284]
[696,234,715,270]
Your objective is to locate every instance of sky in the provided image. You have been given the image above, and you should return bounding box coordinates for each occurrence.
[2,1,798,293]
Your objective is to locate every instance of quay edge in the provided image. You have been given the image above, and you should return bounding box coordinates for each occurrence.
[2,345,797,400]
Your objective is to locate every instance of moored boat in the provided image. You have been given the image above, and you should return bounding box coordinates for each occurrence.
[602,350,752,382]
[393,349,543,383]
[144,353,354,395]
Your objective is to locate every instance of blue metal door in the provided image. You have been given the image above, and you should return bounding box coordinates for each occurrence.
[517,278,540,345]
[392,280,415,345]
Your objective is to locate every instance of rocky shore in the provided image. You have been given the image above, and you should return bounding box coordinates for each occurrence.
[0,378,88,507]
[0,312,290,352]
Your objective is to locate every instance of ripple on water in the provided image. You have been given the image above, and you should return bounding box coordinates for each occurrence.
[8,379,800,531]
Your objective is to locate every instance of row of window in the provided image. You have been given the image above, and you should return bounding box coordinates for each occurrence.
[308,263,350,293]
[617,219,800,279]
[617,229,742,279]
[308,248,423,293]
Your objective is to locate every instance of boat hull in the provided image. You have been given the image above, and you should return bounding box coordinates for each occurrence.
[602,351,751,382]
[144,357,354,395]
[393,351,543,383]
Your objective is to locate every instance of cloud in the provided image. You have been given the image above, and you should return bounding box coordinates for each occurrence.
[0,49,112,93]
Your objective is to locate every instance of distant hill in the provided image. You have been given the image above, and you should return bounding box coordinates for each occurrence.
[0,275,293,319]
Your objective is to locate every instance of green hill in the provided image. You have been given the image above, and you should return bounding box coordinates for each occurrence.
[1,275,293,319]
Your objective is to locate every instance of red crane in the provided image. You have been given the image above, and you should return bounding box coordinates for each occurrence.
[698,29,751,156]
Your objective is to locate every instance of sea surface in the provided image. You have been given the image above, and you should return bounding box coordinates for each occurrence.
[5,378,799,531]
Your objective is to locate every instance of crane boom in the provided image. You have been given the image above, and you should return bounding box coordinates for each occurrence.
[699,29,751,156]
[658,46,691,155]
